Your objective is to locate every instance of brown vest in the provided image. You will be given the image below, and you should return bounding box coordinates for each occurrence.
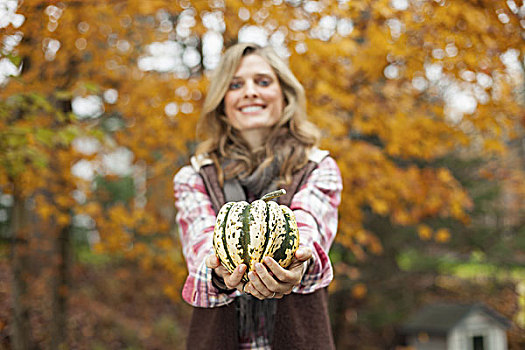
[186,161,335,350]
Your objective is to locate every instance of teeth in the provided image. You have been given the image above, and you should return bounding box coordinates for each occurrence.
[241,106,263,113]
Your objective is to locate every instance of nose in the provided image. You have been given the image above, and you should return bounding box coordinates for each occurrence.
[243,80,259,98]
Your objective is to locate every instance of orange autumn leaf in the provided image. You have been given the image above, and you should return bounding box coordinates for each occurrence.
[417,225,433,241]
[435,228,451,243]
[351,283,368,299]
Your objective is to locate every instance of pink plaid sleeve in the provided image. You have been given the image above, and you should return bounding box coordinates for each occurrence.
[290,156,342,293]
[173,165,239,308]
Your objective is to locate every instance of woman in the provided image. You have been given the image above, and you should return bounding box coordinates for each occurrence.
[174,43,342,349]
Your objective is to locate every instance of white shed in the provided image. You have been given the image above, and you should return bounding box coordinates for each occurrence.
[400,302,511,350]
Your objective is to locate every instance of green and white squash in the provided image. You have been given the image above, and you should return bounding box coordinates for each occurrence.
[213,189,300,282]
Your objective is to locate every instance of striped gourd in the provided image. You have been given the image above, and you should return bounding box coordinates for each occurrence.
[213,189,299,282]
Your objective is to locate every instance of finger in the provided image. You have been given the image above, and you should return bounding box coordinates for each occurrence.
[248,271,273,298]
[225,264,246,288]
[205,254,220,269]
[244,282,267,300]
[214,265,230,279]
[286,248,312,271]
[286,256,311,276]
[295,247,313,262]
[237,281,248,294]
[263,257,294,283]
[266,291,285,299]
[255,262,282,292]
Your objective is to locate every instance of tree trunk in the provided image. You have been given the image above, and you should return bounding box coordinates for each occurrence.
[51,224,70,349]
[10,191,33,350]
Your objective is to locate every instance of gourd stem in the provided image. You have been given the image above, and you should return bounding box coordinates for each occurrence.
[260,189,286,202]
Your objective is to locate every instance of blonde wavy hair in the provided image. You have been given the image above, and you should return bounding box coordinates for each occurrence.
[195,42,320,186]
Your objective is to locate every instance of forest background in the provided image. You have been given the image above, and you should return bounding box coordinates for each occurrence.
[0,0,524,349]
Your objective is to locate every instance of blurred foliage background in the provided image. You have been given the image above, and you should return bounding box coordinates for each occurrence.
[0,0,524,348]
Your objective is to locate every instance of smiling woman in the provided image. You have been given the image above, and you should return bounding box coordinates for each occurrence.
[174,43,342,349]
[224,54,284,148]
[195,44,323,187]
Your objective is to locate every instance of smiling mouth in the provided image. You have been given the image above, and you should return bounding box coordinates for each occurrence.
[240,105,265,113]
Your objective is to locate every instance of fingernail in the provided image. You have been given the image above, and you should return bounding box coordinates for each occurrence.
[256,263,263,272]
[263,257,271,264]
[248,271,256,280]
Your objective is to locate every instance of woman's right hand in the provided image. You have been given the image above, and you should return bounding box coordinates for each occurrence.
[206,254,247,293]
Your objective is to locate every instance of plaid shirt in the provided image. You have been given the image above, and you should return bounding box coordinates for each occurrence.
[173,155,342,308]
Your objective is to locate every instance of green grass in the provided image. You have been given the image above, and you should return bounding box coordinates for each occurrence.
[451,262,525,280]
[75,246,122,266]
[397,248,525,281]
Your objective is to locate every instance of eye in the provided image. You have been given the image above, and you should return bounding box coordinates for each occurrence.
[228,81,243,90]
[257,77,272,87]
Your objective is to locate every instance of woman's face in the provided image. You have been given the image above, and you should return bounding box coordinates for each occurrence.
[223,54,284,134]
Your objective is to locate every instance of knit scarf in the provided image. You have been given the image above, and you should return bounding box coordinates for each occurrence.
[222,156,281,346]
[223,155,282,202]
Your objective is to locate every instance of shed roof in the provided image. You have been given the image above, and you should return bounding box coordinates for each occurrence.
[400,302,512,335]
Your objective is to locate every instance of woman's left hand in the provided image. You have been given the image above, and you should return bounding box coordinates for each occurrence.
[244,246,312,300]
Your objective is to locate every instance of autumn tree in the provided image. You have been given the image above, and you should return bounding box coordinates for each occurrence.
[0,2,109,347]
[0,91,101,347]
[1,0,200,346]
